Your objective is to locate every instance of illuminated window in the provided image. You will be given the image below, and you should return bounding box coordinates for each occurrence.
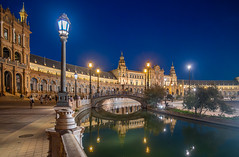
[18,34,21,45]
[14,32,16,43]
[4,28,8,40]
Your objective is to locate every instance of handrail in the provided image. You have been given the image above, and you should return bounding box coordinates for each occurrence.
[92,91,144,99]
[61,133,87,157]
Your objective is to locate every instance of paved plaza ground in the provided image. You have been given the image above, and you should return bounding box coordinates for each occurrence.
[0,96,56,157]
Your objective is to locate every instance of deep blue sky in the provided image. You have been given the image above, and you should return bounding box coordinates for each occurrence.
[2,0,239,80]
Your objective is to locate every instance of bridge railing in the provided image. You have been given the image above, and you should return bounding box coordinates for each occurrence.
[92,91,144,99]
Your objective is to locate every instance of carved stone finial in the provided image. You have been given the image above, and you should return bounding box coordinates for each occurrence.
[55,109,77,130]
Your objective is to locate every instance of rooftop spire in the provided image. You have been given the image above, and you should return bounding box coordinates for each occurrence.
[19,2,28,23]
[21,2,25,12]
[118,51,126,69]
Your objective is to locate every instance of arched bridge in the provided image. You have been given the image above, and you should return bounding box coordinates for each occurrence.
[91,92,147,108]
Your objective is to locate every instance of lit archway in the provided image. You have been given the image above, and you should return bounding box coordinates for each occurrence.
[4,71,12,93]
[16,73,22,93]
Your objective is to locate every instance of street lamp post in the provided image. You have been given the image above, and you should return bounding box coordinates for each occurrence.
[146,61,151,89]
[56,13,71,107]
[144,69,147,91]
[187,65,191,94]
[74,72,78,108]
[88,62,93,99]
[96,69,100,96]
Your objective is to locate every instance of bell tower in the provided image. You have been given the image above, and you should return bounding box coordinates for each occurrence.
[117,52,128,85]
[19,3,28,23]
[170,62,177,95]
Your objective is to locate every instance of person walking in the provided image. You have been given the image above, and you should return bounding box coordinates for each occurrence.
[29,95,34,109]
[40,95,43,104]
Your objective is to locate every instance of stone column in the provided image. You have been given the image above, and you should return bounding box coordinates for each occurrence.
[56,36,69,107]
[0,63,3,95]
[1,63,5,94]
[13,66,16,95]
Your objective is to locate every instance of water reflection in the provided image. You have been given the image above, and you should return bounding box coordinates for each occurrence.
[76,109,177,156]
[102,98,141,114]
[75,109,239,157]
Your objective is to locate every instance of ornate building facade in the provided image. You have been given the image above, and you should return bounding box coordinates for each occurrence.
[1,5,239,99]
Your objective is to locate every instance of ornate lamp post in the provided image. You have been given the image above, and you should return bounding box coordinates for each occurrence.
[96,68,100,95]
[187,65,191,94]
[146,61,151,89]
[56,13,71,107]
[88,62,93,99]
[144,69,147,91]
[74,72,77,98]
[74,72,79,108]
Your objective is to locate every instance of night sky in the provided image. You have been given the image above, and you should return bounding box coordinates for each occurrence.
[2,0,239,80]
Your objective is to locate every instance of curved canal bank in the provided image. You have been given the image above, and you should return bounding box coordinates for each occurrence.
[148,107,239,129]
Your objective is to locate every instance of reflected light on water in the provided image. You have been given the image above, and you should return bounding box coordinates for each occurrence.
[89,145,94,152]
[146,146,150,153]
[97,137,100,143]
[143,137,147,144]
[186,150,190,156]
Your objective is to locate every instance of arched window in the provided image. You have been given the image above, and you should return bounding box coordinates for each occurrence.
[3,47,10,59]
[4,71,12,93]
[15,52,21,62]
[41,79,47,91]
[30,78,38,91]
[16,74,22,93]
[18,34,21,45]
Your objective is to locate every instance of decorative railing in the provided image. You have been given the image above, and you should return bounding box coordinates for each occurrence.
[92,91,144,99]
[0,57,27,68]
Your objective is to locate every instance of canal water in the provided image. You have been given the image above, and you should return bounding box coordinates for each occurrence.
[75,98,239,157]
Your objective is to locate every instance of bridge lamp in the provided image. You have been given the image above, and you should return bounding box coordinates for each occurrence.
[88,62,93,68]
[146,61,151,68]
[88,62,93,99]
[96,68,100,94]
[143,69,147,91]
[145,61,151,89]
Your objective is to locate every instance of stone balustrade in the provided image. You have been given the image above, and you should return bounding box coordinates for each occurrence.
[61,133,87,157]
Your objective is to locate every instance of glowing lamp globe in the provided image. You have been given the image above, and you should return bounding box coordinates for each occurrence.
[74,72,77,80]
[57,13,71,36]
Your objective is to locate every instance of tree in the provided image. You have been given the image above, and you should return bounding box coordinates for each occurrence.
[183,93,199,114]
[143,85,165,108]
[183,87,234,116]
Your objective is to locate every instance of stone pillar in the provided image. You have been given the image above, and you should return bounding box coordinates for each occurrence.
[1,63,5,94]
[23,69,26,95]
[13,66,16,95]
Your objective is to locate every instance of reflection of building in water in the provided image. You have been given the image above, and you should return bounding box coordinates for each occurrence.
[158,115,177,134]
[102,98,141,114]
[79,113,177,143]
[114,119,145,144]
